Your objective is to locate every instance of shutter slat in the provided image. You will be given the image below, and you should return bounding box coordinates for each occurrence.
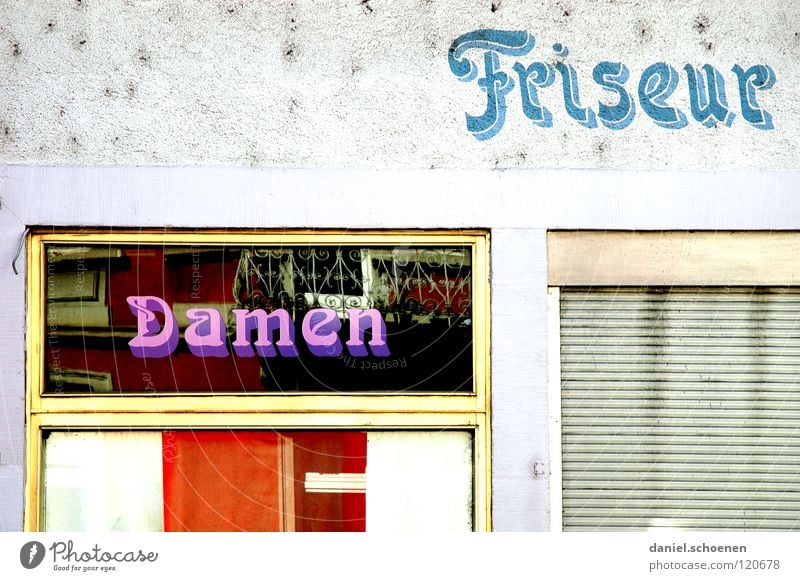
[563,517,800,530]
[564,422,800,432]
[563,462,800,473]
[564,408,800,416]
[564,489,800,501]
[562,479,800,492]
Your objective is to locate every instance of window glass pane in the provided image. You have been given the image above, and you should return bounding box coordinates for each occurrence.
[366,431,473,532]
[43,243,474,393]
[42,430,473,532]
[43,432,163,532]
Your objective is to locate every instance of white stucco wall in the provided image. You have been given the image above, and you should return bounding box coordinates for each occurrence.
[0,0,797,169]
[0,1,798,532]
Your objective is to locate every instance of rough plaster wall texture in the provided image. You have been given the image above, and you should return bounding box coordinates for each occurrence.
[0,0,796,169]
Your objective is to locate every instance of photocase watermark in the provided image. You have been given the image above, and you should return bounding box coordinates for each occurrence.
[191,246,202,299]
[337,351,407,371]
[19,541,46,569]
[20,539,158,573]
[46,250,63,393]
[46,244,90,393]
[142,371,180,463]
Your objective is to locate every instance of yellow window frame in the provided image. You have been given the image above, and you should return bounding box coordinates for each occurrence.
[25,228,491,531]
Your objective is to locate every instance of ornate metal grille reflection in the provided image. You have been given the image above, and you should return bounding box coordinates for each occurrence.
[234,247,472,326]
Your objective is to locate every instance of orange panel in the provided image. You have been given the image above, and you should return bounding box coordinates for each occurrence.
[162,431,283,531]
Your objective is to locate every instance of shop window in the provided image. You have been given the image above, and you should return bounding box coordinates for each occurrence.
[548,231,800,531]
[26,229,490,532]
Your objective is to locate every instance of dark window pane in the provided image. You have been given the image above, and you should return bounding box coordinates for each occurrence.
[43,243,474,393]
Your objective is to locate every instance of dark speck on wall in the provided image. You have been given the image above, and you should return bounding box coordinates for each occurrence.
[636,20,652,43]
[555,1,572,18]
[694,14,710,34]
[136,48,151,65]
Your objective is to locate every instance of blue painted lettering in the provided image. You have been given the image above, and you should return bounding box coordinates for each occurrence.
[684,64,736,127]
[594,61,636,130]
[512,61,555,128]
[638,63,688,129]
[731,64,776,130]
[449,29,775,139]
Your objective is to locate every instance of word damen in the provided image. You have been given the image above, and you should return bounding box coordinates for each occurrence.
[127,296,390,359]
[449,29,776,140]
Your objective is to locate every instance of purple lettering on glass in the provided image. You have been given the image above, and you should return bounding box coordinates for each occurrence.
[126,297,392,359]
[185,308,229,357]
[231,308,298,357]
[346,308,390,357]
[127,295,179,358]
[302,308,343,357]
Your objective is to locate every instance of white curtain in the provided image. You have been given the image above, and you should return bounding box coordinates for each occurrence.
[44,431,163,532]
[366,431,473,532]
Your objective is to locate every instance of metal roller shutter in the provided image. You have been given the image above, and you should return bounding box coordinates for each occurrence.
[560,287,800,531]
